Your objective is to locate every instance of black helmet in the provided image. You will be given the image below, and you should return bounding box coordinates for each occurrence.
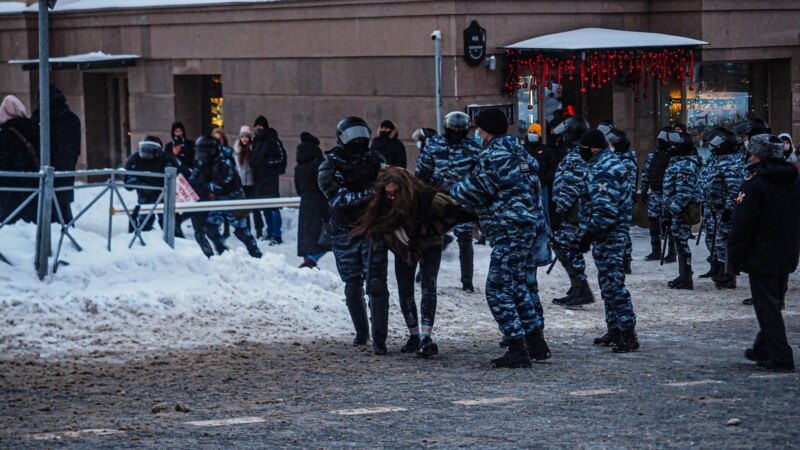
[195,135,220,163]
[734,118,770,138]
[596,120,616,137]
[443,111,471,144]
[671,132,695,156]
[138,136,163,161]
[656,126,680,150]
[552,116,589,145]
[706,128,738,155]
[607,129,630,153]
[336,116,371,147]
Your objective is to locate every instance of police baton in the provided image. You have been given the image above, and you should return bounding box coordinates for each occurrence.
[546,252,558,275]
[695,210,703,246]
[660,221,670,266]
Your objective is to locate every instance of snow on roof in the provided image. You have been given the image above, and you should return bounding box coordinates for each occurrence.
[0,2,25,14]
[9,51,140,65]
[17,0,280,12]
[505,28,708,51]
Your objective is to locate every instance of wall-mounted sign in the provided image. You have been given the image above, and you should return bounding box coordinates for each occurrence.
[466,104,515,125]
[463,21,486,67]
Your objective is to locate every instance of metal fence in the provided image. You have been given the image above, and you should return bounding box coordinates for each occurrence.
[0,166,299,280]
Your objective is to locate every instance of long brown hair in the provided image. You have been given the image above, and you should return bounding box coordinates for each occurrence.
[351,166,434,239]
[236,134,252,166]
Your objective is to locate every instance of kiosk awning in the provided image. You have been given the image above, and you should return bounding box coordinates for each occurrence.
[504,28,708,51]
[9,51,140,71]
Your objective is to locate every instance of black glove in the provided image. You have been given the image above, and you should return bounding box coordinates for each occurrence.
[721,209,732,223]
[550,211,565,231]
[578,232,594,253]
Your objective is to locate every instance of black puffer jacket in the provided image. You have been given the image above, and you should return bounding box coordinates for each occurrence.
[524,141,558,192]
[728,159,800,276]
[294,132,330,256]
[124,151,179,203]
[163,122,195,178]
[0,116,39,223]
[317,146,383,227]
[370,134,407,168]
[32,84,81,202]
[251,127,287,197]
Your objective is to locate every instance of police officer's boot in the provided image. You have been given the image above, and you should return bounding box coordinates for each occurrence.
[457,232,474,293]
[699,260,720,278]
[344,282,370,347]
[490,337,532,368]
[612,328,640,353]
[668,247,693,290]
[524,328,551,361]
[593,328,621,347]
[562,279,595,307]
[553,275,580,305]
[234,229,263,259]
[367,277,390,355]
[204,223,228,255]
[664,240,678,264]
[645,219,662,261]
[713,264,737,289]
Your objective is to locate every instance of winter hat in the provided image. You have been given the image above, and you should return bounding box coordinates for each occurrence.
[239,125,253,137]
[0,95,27,124]
[254,115,269,129]
[748,134,785,160]
[475,107,508,136]
[527,123,542,135]
[380,120,396,130]
[580,128,608,149]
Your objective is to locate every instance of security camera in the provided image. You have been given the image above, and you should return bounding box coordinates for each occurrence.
[431,30,442,40]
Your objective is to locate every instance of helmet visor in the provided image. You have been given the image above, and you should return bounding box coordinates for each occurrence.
[597,124,614,136]
[339,125,371,145]
[657,130,682,144]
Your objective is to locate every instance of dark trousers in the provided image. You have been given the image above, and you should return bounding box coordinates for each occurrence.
[242,186,265,236]
[749,272,794,368]
[395,245,443,333]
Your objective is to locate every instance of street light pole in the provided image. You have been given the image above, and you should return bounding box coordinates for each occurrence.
[35,0,53,279]
[432,30,443,135]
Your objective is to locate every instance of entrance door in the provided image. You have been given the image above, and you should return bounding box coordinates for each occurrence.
[173,75,223,138]
[83,73,131,174]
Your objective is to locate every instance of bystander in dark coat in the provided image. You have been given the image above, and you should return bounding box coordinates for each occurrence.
[0,95,39,223]
[294,132,330,259]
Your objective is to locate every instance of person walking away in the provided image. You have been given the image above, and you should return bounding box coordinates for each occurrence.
[416,111,481,292]
[295,132,330,268]
[450,107,550,368]
[370,120,407,168]
[575,129,639,352]
[318,116,389,355]
[661,132,701,290]
[191,135,262,259]
[0,95,39,224]
[32,83,80,224]
[251,115,287,245]
[728,134,800,372]
[124,136,179,232]
[353,167,476,357]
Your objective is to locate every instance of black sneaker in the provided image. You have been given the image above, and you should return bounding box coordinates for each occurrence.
[744,348,767,363]
[400,335,420,353]
[462,282,475,293]
[352,337,368,347]
[372,342,388,355]
[593,328,621,347]
[416,336,439,358]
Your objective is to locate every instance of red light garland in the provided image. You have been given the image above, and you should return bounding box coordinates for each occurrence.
[504,48,696,99]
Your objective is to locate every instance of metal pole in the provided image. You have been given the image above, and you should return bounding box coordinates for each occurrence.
[36,166,54,280]
[38,0,50,167]
[433,30,443,135]
[162,167,177,248]
[107,173,114,251]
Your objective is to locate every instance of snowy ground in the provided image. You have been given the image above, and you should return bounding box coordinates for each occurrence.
[1,185,797,362]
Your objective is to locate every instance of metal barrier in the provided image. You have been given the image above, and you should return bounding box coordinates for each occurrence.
[1,167,301,280]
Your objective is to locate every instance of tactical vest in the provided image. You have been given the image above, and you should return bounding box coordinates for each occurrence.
[648,151,670,193]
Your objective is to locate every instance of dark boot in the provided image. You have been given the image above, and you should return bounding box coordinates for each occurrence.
[416,335,439,358]
[623,256,632,275]
[553,249,579,305]
[664,240,677,264]
[367,279,390,353]
[667,247,693,290]
[457,232,474,293]
[234,229,263,259]
[713,264,737,289]
[194,231,214,258]
[645,219,662,261]
[205,223,228,255]
[698,260,719,278]
[490,338,532,368]
[593,328,621,347]
[299,258,317,269]
[344,283,369,346]
[612,328,640,353]
[562,279,595,307]
[524,328,551,361]
[400,335,420,353]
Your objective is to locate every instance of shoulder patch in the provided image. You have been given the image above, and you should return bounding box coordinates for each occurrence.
[519,161,531,174]
[735,191,746,205]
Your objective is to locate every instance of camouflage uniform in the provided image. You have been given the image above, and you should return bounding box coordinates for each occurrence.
[417,134,481,287]
[450,134,547,340]
[706,153,746,264]
[318,146,388,345]
[552,146,589,282]
[695,154,719,255]
[580,148,636,332]
[616,149,638,262]
[663,155,701,258]
[641,149,669,219]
